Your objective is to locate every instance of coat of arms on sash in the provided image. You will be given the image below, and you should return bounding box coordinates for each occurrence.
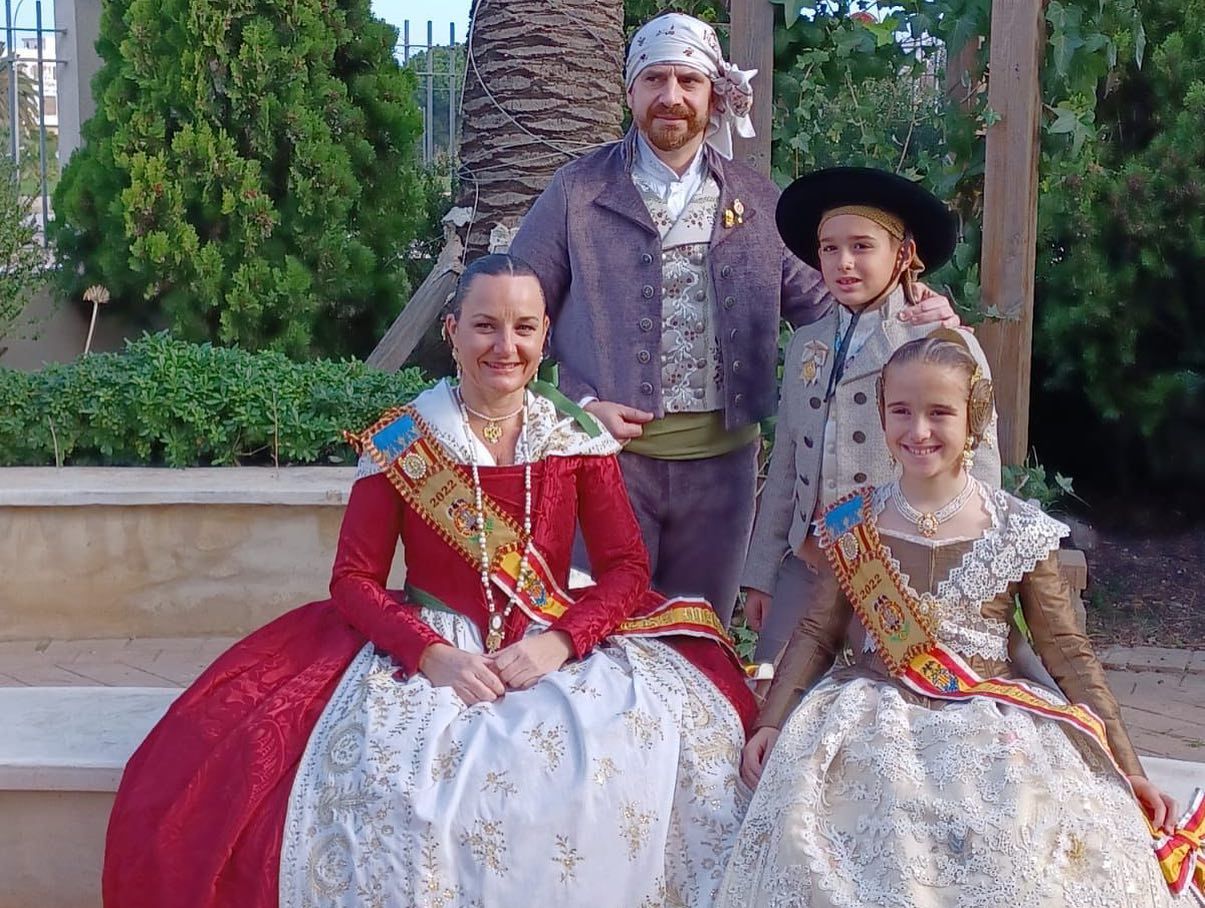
[799,339,830,385]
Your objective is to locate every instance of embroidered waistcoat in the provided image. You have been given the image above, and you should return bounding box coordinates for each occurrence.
[632,173,724,413]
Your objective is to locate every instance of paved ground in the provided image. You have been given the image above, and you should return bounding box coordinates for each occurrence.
[0,637,1201,761]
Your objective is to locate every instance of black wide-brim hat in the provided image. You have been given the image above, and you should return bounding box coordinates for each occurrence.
[776,167,958,272]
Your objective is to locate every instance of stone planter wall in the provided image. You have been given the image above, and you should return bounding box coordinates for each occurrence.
[0,467,405,641]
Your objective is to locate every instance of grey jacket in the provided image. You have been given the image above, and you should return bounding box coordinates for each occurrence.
[741,293,1003,594]
[510,130,831,430]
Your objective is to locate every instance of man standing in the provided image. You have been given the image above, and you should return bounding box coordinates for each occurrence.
[510,13,951,625]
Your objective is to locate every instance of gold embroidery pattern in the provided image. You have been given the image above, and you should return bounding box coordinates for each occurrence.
[481,770,518,796]
[569,677,601,699]
[280,631,749,907]
[624,708,665,750]
[593,756,619,786]
[553,834,584,883]
[459,819,508,876]
[417,831,460,908]
[525,721,567,771]
[308,832,354,896]
[620,802,656,860]
[325,724,365,774]
[430,740,464,781]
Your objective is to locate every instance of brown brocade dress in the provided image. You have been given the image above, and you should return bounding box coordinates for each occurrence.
[717,485,1174,908]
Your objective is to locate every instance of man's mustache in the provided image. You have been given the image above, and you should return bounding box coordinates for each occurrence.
[650,105,695,119]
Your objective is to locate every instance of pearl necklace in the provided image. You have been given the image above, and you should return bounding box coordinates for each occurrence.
[889,474,977,539]
[459,395,524,445]
[456,387,535,652]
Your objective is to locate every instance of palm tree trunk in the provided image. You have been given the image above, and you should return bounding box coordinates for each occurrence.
[455,0,625,256]
[369,0,625,369]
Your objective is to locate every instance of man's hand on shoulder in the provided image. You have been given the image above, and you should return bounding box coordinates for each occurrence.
[584,400,655,441]
[899,282,961,329]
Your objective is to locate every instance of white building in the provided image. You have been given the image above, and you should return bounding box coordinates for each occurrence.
[8,33,59,130]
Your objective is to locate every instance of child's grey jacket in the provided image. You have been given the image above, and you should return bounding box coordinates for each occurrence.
[741,289,1002,594]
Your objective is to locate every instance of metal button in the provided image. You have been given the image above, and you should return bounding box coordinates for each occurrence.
[729,328,738,340]
[642,285,654,299]
[637,350,651,364]
[809,397,822,409]
[734,392,744,405]
[638,317,653,332]
[639,381,653,395]
[723,296,735,310]
[853,391,868,404]
[694,290,706,302]
[640,253,653,265]
[803,436,814,448]
[853,431,866,443]
[854,472,867,483]
[720,265,733,278]
[731,360,742,373]
[827,480,837,491]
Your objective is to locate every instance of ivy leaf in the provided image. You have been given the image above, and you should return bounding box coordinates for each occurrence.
[1047,104,1082,135]
[771,0,816,29]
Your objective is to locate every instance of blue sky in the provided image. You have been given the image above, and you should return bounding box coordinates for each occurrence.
[6,1,469,36]
[371,0,469,41]
[7,0,53,31]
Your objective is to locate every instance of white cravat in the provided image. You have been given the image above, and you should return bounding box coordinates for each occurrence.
[632,133,708,223]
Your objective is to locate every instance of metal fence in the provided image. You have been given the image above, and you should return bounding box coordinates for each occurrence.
[3,0,61,244]
[399,21,463,165]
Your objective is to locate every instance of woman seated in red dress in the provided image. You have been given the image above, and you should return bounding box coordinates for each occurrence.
[103,254,756,908]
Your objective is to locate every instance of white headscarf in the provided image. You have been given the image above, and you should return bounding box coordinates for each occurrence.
[624,13,757,160]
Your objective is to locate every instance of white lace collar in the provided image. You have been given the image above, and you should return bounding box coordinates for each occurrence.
[865,483,1070,661]
[355,380,621,478]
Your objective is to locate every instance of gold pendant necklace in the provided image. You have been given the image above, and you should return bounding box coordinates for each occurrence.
[890,475,977,539]
[459,394,523,445]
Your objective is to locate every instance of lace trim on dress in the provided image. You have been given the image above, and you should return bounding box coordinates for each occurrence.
[866,484,1068,661]
[351,380,621,480]
[935,488,1068,660]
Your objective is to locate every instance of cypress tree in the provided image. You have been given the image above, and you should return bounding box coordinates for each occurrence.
[51,0,427,358]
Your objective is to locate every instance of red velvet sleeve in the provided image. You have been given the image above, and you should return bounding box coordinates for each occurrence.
[328,472,450,677]
[549,456,651,657]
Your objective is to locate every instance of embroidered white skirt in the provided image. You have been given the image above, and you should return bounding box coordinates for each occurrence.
[716,676,1173,908]
[279,609,746,907]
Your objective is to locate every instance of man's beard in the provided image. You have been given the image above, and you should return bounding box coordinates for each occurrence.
[640,104,708,152]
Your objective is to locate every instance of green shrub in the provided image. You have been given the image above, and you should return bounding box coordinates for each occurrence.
[49,0,429,359]
[0,333,430,467]
[1033,0,1205,490]
[0,156,46,347]
[1001,452,1081,512]
[765,1,1145,316]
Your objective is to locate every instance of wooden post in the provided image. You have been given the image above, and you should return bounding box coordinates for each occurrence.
[366,233,464,372]
[728,0,774,175]
[976,0,1044,465]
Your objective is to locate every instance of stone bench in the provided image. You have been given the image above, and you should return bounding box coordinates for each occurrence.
[0,686,177,908]
[1,684,1202,908]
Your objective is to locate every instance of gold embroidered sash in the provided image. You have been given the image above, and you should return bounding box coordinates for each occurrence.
[819,490,1117,764]
[819,488,1193,897]
[346,406,735,654]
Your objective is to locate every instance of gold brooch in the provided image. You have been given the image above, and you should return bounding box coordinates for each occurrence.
[722,197,746,229]
[401,453,428,480]
[799,339,830,385]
